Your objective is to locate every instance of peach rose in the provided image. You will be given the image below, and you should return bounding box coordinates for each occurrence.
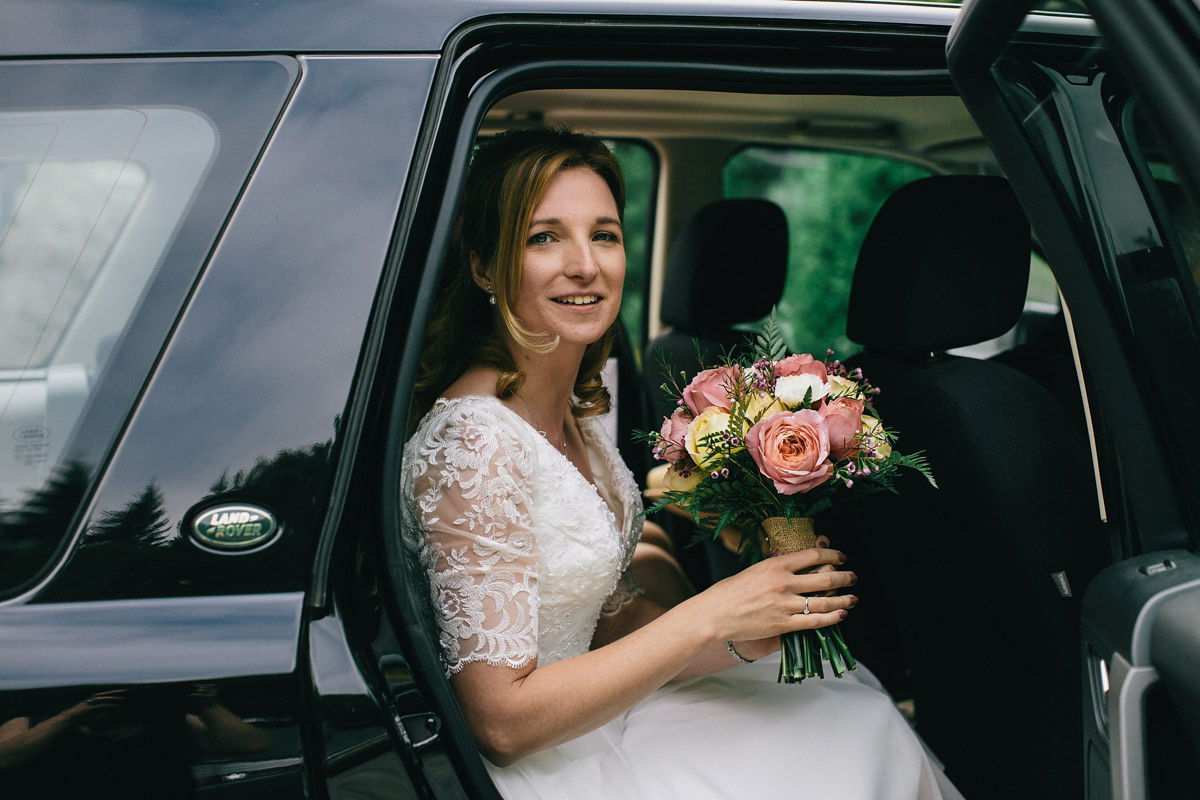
[657,407,692,464]
[775,353,828,381]
[745,409,834,495]
[685,407,733,468]
[682,366,740,415]
[820,397,865,460]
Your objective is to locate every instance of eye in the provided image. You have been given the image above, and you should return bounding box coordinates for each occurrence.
[594,230,622,244]
[527,231,553,245]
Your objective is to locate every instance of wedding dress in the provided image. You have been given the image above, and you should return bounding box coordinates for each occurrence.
[401,395,963,800]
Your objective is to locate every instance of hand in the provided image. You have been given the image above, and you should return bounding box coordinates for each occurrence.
[693,547,857,646]
[59,690,127,725]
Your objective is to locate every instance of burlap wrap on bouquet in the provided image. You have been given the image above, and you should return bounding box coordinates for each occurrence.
[760,516,817,555]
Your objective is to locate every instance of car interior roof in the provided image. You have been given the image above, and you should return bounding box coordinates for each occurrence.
[482,88,996,174]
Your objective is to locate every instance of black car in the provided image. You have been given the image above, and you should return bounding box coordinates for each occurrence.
[1,0,1198,797]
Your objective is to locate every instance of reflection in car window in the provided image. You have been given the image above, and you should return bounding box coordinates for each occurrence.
[0,156,146,369]
[0,107,214,571]
[723,146,930,357]
[0,58,296,599]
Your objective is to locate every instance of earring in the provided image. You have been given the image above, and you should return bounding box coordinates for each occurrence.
[484,285,496,306]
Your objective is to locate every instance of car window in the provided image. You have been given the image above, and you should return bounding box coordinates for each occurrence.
[991,28,1200,533]
[0,59,296,599]
[608,139,656,360]
[723,146,931,357]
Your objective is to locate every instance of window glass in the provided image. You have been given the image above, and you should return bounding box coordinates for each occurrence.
[0,59,296,598]
[608,139,656,358]
[723,147,931,358]
[992,27,1200,531]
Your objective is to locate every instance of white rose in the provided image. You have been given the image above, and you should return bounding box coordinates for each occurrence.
[775,374,829,407]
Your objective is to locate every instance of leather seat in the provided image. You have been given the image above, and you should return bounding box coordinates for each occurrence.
[845,175,1105,800]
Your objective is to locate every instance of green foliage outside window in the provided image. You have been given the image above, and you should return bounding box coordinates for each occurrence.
[608,140,655,359]
[724,147,931,358]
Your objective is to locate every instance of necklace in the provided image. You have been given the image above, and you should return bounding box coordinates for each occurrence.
[515,392,568,455]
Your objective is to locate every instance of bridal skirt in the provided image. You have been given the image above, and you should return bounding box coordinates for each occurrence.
[485,656,964,800]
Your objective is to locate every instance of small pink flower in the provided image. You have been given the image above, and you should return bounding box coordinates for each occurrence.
[658,408,692,464]
[775,353,828,382]
[745,410,834,495]
[682,366,740,415]
[820,397,865,460]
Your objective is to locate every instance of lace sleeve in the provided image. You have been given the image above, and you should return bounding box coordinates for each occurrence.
[404,404,540,674]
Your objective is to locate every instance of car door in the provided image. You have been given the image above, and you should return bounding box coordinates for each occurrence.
[948,2,1200,798]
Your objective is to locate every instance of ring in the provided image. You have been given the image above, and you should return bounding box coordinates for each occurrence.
[802,596,811,615]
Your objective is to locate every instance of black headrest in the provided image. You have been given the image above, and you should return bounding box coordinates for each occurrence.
[660,198,788,332]
[847,176,1031,355]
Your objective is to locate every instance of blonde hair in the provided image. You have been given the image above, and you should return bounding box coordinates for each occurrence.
[413,127,625,419]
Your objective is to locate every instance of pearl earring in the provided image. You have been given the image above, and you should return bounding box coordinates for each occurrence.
[484,285,496,306]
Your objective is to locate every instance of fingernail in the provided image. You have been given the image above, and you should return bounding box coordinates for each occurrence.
[837,551,847,564]
[848,595,859,607]
[847,572,858,584]
[838,610,849,620]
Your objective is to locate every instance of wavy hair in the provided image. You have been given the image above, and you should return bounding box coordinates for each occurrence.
[413,126,626,420]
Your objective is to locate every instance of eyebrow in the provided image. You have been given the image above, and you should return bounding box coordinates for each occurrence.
[529,216,623,228]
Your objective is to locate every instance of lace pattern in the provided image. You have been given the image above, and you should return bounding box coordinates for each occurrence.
[400,396,644,675]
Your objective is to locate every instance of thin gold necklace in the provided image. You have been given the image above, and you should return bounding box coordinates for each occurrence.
[516,392,567,455]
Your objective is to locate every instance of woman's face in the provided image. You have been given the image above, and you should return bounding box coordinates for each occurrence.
[510,166,625,349]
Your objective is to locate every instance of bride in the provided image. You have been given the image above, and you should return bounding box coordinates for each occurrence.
[400,126,962,799]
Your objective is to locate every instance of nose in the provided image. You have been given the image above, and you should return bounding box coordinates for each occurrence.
[564,237,600,280]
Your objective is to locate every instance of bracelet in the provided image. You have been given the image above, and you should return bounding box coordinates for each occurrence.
[725,640,755,664]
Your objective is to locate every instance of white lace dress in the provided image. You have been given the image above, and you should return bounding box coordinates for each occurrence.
[400,396,963,800]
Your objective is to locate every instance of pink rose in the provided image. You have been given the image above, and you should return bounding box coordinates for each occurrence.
[682,366,740,415]
[820,398,864,460]
[775,353,828,382]
[745,409,834,495]
[657,408,692,464]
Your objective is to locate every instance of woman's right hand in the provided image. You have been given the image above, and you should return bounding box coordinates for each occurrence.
[690,547,857,646]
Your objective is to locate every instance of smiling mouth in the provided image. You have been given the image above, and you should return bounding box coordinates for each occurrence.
[553,295,600,306]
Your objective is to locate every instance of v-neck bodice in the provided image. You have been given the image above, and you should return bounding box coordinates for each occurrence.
[400,395,644,671]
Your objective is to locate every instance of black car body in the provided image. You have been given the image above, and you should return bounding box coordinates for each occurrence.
[0,0,1197,797]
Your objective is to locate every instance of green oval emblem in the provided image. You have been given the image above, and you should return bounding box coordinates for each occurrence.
[191,504,279,552]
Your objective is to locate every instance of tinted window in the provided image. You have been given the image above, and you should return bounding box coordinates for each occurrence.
[0,59,297,598]
[993,32,1200,532]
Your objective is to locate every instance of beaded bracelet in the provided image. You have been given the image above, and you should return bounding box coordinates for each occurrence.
[725,640,755,664]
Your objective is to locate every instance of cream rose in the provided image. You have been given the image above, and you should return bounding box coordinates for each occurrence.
[664,463,704,492]
[739,391,787,431]
[685,407,732,468]
[860,415,892,458]
[828,375,865,400]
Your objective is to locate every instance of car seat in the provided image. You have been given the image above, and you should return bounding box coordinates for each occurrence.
[845,175,1105,800]
[642,198,788,585]
[642,198,788,422]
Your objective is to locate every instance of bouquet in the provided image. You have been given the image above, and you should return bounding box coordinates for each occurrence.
[643,313,935,683]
